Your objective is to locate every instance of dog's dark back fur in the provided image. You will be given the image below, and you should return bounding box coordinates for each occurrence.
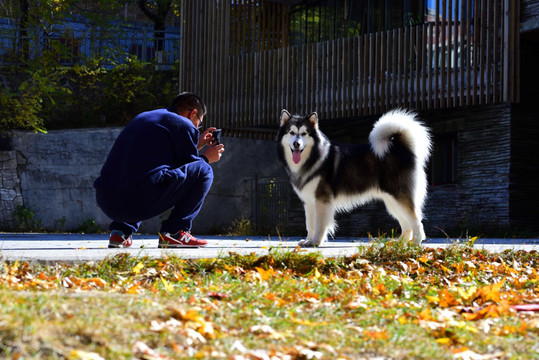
[277,113,417,205]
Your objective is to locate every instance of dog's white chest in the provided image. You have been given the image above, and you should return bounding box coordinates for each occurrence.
[293,176,320,202]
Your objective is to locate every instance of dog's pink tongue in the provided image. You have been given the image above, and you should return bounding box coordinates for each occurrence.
[292,150,301,164]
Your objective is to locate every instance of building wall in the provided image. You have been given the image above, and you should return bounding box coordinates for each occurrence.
[509,36,539,231]
[425,105,512,236]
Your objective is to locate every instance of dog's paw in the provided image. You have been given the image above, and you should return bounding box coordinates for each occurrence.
[298,238,321,248]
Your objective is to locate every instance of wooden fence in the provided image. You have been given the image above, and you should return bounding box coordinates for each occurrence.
[179,0,520,139]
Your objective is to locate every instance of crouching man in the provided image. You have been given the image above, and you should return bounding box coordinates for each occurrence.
[94,92,224,248]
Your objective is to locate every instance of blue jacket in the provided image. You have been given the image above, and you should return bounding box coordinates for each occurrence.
[94,108,208,196]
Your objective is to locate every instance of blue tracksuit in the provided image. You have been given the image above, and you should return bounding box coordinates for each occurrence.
[94,108,213,235]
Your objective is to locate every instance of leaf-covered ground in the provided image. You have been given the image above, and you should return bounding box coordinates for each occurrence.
[0,238,538,359]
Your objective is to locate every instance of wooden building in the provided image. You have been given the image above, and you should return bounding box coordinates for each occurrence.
[178,0,539,237]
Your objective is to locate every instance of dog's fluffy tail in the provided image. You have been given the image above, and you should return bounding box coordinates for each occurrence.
[368,109,432,168]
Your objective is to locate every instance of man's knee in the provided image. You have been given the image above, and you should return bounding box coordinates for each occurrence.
[190,160,213,187]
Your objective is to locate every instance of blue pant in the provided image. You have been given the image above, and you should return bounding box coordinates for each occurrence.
[96,160,213,235]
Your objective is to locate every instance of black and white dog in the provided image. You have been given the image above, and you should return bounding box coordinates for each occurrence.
[277,109,432,247]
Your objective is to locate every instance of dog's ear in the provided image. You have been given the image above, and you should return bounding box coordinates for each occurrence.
[308,112,319,129]
[280,109,292,126]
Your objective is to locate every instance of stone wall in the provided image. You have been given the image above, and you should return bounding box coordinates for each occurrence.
[0,151,24,227]
[0,128,286,234]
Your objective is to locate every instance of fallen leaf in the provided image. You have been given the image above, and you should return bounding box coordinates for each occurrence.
[511,304,539,312]
[132,341,168,360]
[132,262,144,274]
[458,286,478,301]
[436,337,451,345]
[439,289,459,307]
[460,301,512,321]
[160,276,174,293]
[290,316,327,326]
[348,295,369,309]
[125,283,143,294]
[68,350,105,360]
[255,267,275,281]
[249,324,287,339]
[453,349,505,360]
[230,340,248,353]
[418,308,434,321]
[207,291,229,300]
[363,329,390,340]
[477,278,506,304]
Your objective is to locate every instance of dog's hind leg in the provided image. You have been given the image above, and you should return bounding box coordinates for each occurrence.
[382,195,413,241]
[382,195,425,244]
[298,200,334,247]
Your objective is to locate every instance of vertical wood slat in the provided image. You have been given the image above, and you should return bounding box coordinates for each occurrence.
[415,25,421,110]
[404,27,409,110]
[502,0,509,103]
[453,0,458,107]
[494,0,500,103]
[395,28,404,107]
[357,35,363,115]
[379,31,384,114]
[331,40,336,118]
[479,0,486,104]
[326,40,332,117]
[361,34,367,115]
[369,34,374,115]
[447,0,453,108]
[427,23,434,109]
[485,0,492,104]
[393,30,398,111]
[345,37,352,117]
[460,0,466,106]
[180,0,520,139]
[421,24,427,110]
[514,0,520,103]
[441,0,446,109]
[334,39,339,118]
[376,31,381,114]
[304,46,308,114]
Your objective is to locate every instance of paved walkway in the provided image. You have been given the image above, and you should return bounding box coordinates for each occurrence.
[1,233,538,263]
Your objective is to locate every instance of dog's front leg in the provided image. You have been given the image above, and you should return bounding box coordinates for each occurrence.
[298,201,315,245]
[299,200,334,247]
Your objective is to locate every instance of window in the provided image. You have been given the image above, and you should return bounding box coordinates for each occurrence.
[431,132,458,185]
[289,0,426,46]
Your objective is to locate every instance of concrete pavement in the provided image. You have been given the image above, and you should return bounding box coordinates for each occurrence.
[1,233,538,263]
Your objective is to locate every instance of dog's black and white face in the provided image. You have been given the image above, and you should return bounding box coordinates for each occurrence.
[278,110,319,169]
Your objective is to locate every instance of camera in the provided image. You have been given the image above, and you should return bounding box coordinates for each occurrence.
[212,129,222,144]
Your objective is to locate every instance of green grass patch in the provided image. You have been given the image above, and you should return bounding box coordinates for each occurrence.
[1,240,538,359]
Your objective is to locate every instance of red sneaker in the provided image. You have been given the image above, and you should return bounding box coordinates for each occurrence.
[158,231,208,248]
[108,231,133,248]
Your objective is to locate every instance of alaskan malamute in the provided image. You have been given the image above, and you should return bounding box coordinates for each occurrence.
[277,109,432,247]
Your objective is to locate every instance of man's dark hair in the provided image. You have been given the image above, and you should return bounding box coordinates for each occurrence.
[172,92,207,117]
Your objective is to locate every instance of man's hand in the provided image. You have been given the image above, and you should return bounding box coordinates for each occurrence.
[198,127,216,150]
[201,143,225,163]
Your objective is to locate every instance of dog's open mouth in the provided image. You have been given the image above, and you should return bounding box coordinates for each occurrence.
[291,149,302,164]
